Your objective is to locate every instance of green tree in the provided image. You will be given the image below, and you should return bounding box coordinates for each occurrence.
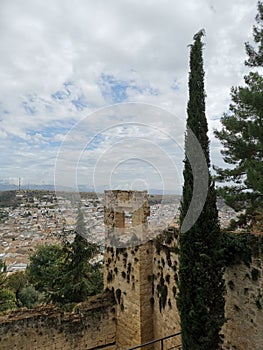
[0,288,17,312]
[178,31,225,350]
[5,271,28,304]
[61,207,103,303]
[27,208,103,304]
[0,209,8,222]
[27,244,66,302]
[18,285,43,309]
[245,1,263,67]
[214,1,263,230]
[6,271,44,308]
[0,260,17,312]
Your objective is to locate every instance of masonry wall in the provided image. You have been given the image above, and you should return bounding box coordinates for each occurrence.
[104,243,154,350]
[151,227,181,349]
[104,226,182,350]
[105,225,263,350]
[222,244,263,350]
[1,234,262,350]
[149,230,263,350]
[104,190,154,349]
[0,292,116,350]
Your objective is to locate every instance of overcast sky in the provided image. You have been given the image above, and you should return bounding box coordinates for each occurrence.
[0,0,259,193]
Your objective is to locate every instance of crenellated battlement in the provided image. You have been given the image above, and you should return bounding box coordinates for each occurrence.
[104,190,150,247]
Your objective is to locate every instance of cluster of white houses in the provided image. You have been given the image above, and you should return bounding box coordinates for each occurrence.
[0,191,237,273]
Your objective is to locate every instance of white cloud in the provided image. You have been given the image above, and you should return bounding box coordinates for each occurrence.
[0,0,259,189]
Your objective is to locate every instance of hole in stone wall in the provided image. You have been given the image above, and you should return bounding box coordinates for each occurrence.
[124,211,132,227]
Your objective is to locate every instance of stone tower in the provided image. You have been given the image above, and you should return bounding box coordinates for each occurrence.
[104,190,150,247]
[104,190,154,349]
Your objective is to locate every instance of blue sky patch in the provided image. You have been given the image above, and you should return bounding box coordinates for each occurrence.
[171,79,180,91]
[71,95,88,111]
[22,101,37,115]
[28,122,75,140]
[52,82,72,101]
[51,90,70,101]
[86,134,105,151]
[64,81,73,88]
[99,73,160,104]
[145,86,159,96]
[0,104,9,117]
[99,74,130,103]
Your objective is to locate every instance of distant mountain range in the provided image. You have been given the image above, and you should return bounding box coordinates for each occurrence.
[0,184,56,191]
[0,183,179,195]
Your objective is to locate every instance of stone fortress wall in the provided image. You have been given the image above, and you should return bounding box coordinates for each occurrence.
[0,292,116,350]
[103,190,181,349]
[0,190,262,350]
[222,243,263,350]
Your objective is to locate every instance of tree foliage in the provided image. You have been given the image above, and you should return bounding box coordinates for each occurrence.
[3,270,43,309]
[245,1,263,67]
[28,207,103,305]
[178,31,225,350]
[60,207,103,303]
[18,285,44,309]
[0,288,17,312]
[0,260,17,312]
[27,244,66,302]
[214,2,263,230]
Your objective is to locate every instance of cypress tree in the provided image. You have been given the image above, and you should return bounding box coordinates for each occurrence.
[177,31,225,350]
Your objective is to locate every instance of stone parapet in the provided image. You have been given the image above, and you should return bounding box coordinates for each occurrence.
[0,291,116,350]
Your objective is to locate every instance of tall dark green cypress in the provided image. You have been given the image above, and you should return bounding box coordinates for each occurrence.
[177,31,225,350]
